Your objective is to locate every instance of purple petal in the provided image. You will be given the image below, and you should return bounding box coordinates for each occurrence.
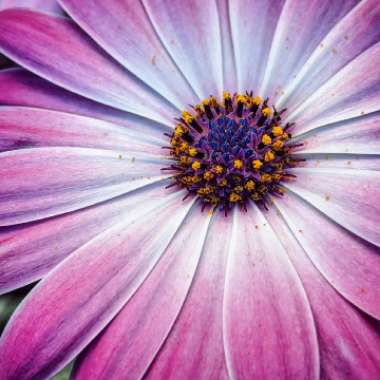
[0,68,170,140]
[229,0,285,92]
[0,106,163,153]
[72,205,212,380]
[224,206,319,379]
[273,191,380,320]
[59,0,198,109]
[280,0,380,125]
[294,154,380,171]
[266,201,380,378]
[287,41,380,133]
[0,9,177,125]
[0,0,62,14]
[216,0,237,92]
[0,181,170,294]
[260,0,357,100]
[143,0,223,99]
[0,192,193,380]
[0,147,169,226]
[294,112,380,154]
[145,215,232,379]
[286,168,380,246]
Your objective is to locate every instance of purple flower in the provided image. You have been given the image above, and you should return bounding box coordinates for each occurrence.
[0,1,379,379]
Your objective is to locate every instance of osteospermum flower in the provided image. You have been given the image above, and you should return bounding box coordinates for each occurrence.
[0,0,379,378]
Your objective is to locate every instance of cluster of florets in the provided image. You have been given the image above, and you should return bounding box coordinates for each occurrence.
[163,91,302,213]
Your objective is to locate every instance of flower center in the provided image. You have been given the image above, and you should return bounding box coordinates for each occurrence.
[163,91,303,214]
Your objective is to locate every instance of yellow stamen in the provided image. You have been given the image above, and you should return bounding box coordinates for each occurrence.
[262,107,272,117]
[229,192,242,202]
[253,96,262,105]
[272,126,283,137]
[233,159,243,169]
[252,160,263,170]
[261,173,272,183]
[272,140,284,151]
[188,147,197,157]
[223,91,231,100]
[261,134,272,145]
[219,178,228,187]
[180,156,192,165]
[182,111,194,125]
[245,180,256,191]
[203,171,214,181]
[234,185,244,193]
[213,165,224,174]
[179,142,188,152]
[236,94,247,104]
[264,150,275,162]
[192,161,201,170]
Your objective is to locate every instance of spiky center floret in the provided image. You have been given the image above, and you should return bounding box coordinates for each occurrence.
[163,91,303,213]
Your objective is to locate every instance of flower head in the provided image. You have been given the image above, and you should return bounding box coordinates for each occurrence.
[0,1,379,379]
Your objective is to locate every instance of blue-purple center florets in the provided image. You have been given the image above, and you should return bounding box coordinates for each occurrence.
[163,91,302,213]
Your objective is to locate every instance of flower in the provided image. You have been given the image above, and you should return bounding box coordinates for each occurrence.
[0,1,379,379]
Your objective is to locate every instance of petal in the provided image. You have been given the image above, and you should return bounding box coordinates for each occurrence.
[143,0,223,99]
[0,192,194,380]
[278,0,380,115]
[266,202,380,379]
[0,147,169,226]
[294,112,380,154]
[294,153,380,171]
[59,0,198,110]
[260,0,357,99]
[272,191,380,320]
[216,0,237,92]
[0,181,170,294]
[0,0,62,14]
[0,106,163,153]
[72,205,212,380]
[0,68,170,141]
[146,215,232,379]
[286,41,380,133]
[0,9,177,125]
[224,205,319,379]
[229,0,285,93]
[286,168,380,246]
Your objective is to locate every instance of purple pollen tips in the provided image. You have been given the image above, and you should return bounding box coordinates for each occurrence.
[164,91,302,214]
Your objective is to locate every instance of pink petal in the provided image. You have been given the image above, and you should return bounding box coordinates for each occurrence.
[266,202,380,379]
[143,0,223,99]
[59,0,198,110]
[0,0,62,14]
[294,112,380,154]
[146,215,232,379]
[0,147,169,226]
[0,192,193,380]
[0,9,177,125]
[273,191,380,320]
[224,206,319,379]
[0,68,170,141]
[0,181,170,294]
[0,106,163,153]
[286,41,380,133]
[260,0,357,99]
[72,205,212,380]
[229,0,285,92]
[278,0,380,116]
[286,168,380,246]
